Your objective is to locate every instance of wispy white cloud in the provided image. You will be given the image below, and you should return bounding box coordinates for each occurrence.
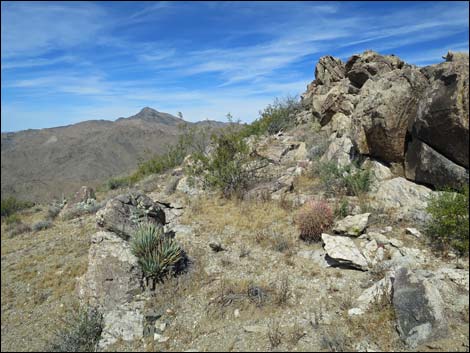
[1,2,107,58]
[2,1,469,132]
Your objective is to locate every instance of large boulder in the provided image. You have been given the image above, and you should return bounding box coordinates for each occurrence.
[345,50,406,88]
[77,231,143,311]
[393,267,448,348]
[411,52,469,169]
[96,191,166,240]
[352,68,428,162]
[405,137,469,189]
[371,177,434,222]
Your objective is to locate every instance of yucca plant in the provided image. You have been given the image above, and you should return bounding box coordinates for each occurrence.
[131,223,164,258]
[131,223,184,284]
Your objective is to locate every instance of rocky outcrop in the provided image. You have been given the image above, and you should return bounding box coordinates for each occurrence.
[301,50,469,189]
[345,50,406,88]
[96,191,166,240]
[315,55,346,87]
[411,52,469,169]
[352,68,428,162]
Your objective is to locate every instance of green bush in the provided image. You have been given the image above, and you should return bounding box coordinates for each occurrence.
[131,223,185,284]
[1,196,34,217]
[315,161,372,197]
[48,306,103,352]
[425,186,469,255]
[236,96,300,138]
[106,176,130,190]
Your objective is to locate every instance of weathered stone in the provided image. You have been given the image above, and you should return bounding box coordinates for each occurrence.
[99,301,145,349]
[405,227,422,238]
[360,239,384,266]
[77,231,143,311]
[363,159,393,182]
[333,213,370,237]
[393,267,448,348]
[297,248,331,268]
[371,177,434,222]
[348,273,393,316]
[352,68,428,162]
[321,233,368,270]
[320,134,357,168]
[413,52,469,169]
[176,176,204,196]
[321,112,352,136]
[345,50,406,88]
[96,191,165,240]
[256,138,301,164]
[319,80,356,126]
[405,137,469,189]
[314,55,346,87]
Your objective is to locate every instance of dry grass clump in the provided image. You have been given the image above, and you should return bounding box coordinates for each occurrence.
[294,199,333,242]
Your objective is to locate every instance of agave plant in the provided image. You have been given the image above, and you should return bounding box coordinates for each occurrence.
[131,223,184,282]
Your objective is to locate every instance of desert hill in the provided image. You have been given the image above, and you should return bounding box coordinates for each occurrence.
[1,107,225,202]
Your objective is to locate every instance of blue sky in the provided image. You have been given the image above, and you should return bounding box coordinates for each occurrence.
[1,1,469,132]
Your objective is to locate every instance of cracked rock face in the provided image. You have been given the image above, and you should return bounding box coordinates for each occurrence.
[96,191,166,240]
[77,231,143,312]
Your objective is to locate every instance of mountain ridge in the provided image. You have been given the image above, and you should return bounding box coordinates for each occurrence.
[1,107,226,202]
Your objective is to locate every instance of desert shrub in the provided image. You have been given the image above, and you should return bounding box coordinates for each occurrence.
[47,205,63,220]
[32,220,53,232]
[6,222,31,237]
[48,306,103,352]
[189,125,257,198]
[258,96,301,135]
[334,198,350,219]
[1,196,34,217]
[106,176,130,190]
[295,199,334,242]
[315,161,371,196]
[131,223,186,284]
[5,214,21,225]
[61,201,104,221]
[425,186,469,255]
[234,96,301,138]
